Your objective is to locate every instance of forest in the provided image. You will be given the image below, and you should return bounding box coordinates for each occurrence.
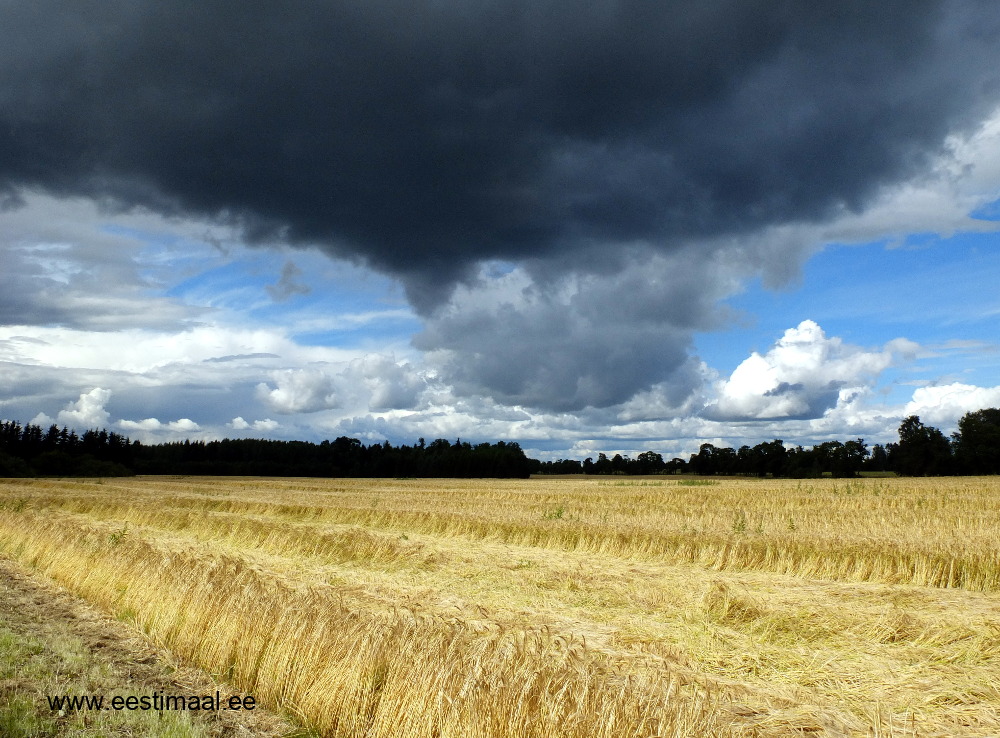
[0,424,534,478]
[537,410,1000,478]
[1,408,998,479]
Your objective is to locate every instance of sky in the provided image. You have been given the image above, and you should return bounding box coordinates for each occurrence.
[2,1,1000,461]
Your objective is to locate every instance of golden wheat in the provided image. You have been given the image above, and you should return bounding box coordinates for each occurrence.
[3,475,1000,736]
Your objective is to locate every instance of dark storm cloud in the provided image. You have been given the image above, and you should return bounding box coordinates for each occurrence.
[414,251,732,410]
[2,1,998,309]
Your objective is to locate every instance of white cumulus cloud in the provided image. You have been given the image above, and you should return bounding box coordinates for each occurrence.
[230,417,280,432]
[168,418,201,432]
[904,383,1000,427]
[707,321,912,420]
[33,388,113,429]
[119,417,201,433]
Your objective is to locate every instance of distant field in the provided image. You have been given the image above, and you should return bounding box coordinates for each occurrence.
[2,475,1000,737]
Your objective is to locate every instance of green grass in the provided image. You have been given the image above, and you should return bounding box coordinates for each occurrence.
[0,615,215,737]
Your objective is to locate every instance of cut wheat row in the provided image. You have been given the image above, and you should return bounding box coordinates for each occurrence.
[17,483,1000,591]
[0,507,730,738]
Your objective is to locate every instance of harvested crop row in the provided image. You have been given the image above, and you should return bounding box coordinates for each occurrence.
[6,476,1000,735]
[0,507,730,738]
[13,477,1000,591]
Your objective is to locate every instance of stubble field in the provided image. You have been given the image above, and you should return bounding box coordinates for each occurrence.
[1,475,999,737]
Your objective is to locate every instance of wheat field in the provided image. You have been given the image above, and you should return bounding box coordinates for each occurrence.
[2,475,999,737]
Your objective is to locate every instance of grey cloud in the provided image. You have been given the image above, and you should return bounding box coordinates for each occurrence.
[348,356,427,412]
[0,197,206,330]
[763,382,807,397]
[256,369,340,414]
[616,360,711,422]
[0,362,129,426]
[0,246,203,330]
[422,318,693,411]
[266,261,310,302]
[0,354,295,438]
[1,2,998,310]
[254,356,428,415]
[414,252,732,410]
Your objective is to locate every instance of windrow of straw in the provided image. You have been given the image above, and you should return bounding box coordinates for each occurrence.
[0,507,729,738]
[45,500,448,570]
[19,483,1000,592]
[6,476,1000,735]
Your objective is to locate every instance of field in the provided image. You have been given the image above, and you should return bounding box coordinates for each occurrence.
[2,475,1000,737]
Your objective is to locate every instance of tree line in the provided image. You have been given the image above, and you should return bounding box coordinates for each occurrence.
[133,436,533,478]
[2,407,999,479]
[0,422,533,478]
[534,408,1000,478]
[0,421,135,477]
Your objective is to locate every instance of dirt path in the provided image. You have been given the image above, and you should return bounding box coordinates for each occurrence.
[0,556,301,737]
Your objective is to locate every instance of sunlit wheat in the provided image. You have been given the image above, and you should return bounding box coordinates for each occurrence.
[3,475,1000,736]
